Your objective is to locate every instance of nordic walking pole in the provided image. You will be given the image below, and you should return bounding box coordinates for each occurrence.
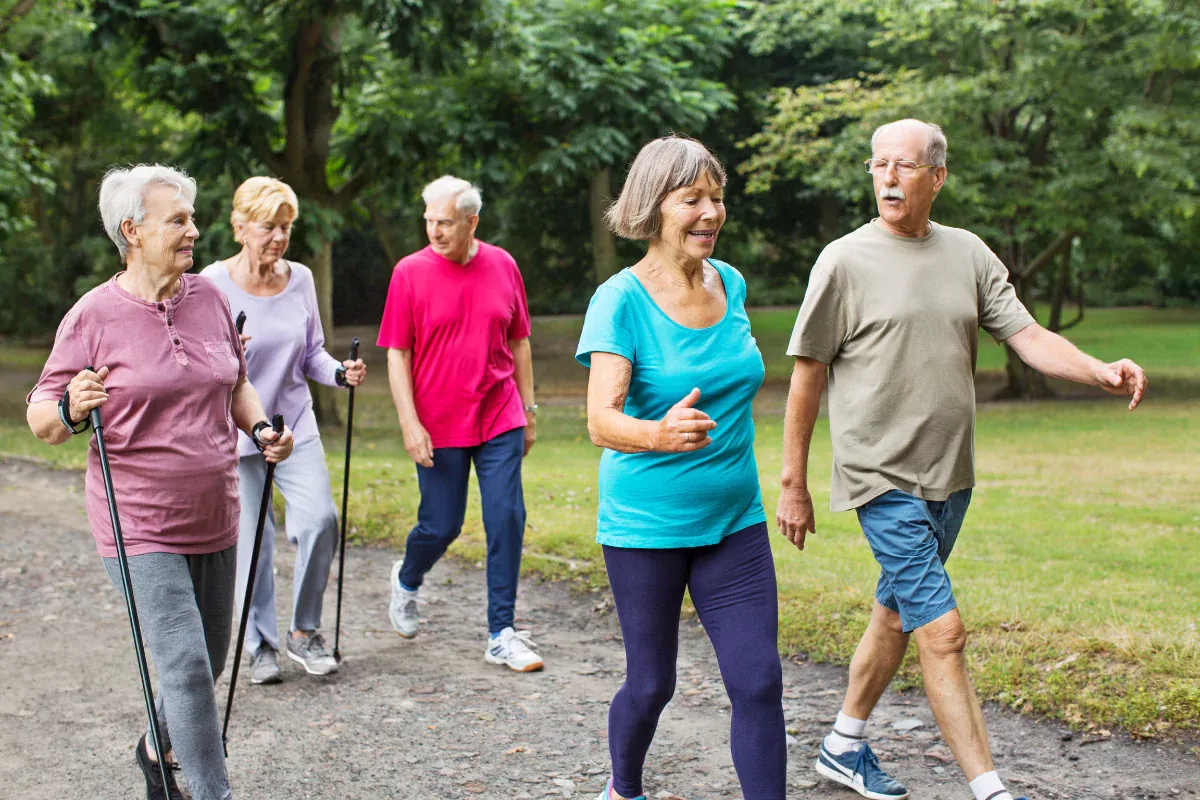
[88,376,173,793]
[333,337,360,663]
[222,412,284,754]
[235,310,246,336]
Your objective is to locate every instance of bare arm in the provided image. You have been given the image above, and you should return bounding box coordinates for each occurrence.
[510,337,537,456]
[585,352,715,454]
[231,376,294,462]
[387,347,433,467]
[27,366,111,445]
[776,357,828,550]
[1006,323,1147,410]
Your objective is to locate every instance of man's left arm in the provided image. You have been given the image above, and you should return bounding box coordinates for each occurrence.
[1005,323,1148,410]
[511,337,536,455]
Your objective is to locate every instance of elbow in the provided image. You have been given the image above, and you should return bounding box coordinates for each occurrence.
[586,418,604,448]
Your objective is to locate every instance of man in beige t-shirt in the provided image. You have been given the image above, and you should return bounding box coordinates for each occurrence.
[778,119,1148,800]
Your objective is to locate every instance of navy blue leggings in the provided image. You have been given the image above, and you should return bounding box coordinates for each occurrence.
[602,522,786,799]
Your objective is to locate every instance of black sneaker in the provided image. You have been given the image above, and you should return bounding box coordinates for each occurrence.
[135,734,184,800]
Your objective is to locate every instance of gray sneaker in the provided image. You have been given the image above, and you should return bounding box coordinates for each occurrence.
[286,632,339,676]
[249,646,282,685]
[389,559,420,639]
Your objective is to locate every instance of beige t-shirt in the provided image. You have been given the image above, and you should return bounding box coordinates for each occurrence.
[788,220,1034,511]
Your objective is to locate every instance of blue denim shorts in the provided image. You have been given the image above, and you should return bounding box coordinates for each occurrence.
[855,488,972,633]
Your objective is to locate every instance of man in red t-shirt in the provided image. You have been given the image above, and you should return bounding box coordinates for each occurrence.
[377,175,543,672]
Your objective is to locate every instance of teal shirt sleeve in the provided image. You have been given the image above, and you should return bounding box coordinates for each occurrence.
[576,281,636,367]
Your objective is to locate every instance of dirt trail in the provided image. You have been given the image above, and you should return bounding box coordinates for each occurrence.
[0,459,1195,799]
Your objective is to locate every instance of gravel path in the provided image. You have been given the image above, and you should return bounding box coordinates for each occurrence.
[1,458,1196,799]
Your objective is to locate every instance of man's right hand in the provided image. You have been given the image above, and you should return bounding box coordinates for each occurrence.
[776,483,816,551]
[68,366,110,422]
[401,420,434,468]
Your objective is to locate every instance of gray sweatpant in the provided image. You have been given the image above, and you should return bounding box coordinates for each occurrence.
[102,545,236,800]
[236,436,339,655]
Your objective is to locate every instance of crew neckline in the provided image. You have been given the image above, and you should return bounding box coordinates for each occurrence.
[865,219,943,248]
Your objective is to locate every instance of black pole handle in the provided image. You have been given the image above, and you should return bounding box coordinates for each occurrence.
[83,366,103,431]
[271,413,284,435]
[349,337,359,362]
[235,311,246,335]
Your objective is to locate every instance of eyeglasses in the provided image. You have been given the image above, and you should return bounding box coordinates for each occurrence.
[863,158,940,177]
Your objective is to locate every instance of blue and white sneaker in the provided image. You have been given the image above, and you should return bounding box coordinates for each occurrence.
[595,778,646,800]
[815,741,909,800]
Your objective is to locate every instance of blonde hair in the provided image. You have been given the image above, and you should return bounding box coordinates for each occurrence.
[230,177,299,239]
[606,136,726,241]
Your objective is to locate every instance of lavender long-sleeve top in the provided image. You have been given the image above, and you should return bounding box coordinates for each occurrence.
[200,260,343,457]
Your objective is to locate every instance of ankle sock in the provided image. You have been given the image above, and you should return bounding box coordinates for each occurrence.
[824,711,867,755]
[399,581,418,593]
[969,771,1012,800]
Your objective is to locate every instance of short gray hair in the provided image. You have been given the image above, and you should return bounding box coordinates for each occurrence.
[421,175,483,217]
[98,164,197,262]
[870,119,948,166]
[606,136,727,240]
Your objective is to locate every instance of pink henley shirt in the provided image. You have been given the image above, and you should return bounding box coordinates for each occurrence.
[28,273,246,558]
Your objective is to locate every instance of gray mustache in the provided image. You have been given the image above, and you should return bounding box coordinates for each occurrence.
[881,187,906,200]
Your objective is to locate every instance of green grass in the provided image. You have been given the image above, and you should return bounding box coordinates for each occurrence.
[3,307,1199,737]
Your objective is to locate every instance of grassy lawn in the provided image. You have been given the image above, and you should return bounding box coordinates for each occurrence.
[3,307,1198,738]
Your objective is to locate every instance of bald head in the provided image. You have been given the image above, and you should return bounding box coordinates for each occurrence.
[871,119,947,167]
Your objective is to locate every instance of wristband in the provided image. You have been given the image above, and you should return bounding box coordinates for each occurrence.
[251,420,271,451]
[335,366,348,387]
[524,403,538,419]
[58,388,91,435]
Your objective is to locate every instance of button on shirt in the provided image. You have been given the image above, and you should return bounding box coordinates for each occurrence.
[28,273,246,557]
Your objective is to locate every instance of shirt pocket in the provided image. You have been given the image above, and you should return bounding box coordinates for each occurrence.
[203,340,240,385]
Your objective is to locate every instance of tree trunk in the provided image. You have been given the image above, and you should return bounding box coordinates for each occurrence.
[589,167,619,286]
[1047,244,1070,332]
[309,238,341,426]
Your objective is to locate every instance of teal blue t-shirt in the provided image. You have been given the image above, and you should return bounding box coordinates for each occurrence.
[575,260,766,549]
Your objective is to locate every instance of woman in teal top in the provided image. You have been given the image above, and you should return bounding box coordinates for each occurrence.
[577,136,785,800]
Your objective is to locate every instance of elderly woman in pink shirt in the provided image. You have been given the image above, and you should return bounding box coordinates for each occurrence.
[27,164,293,800]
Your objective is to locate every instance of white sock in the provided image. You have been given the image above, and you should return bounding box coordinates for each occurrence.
[969,771,1012,800]
[824,711,867,755]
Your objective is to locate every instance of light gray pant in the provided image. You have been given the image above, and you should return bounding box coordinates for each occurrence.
[236,436,339,655]
[102,546,236,800]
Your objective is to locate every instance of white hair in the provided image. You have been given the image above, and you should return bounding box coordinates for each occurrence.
[871,119,948,166]
[98,164,197,262]
[421,175,482,217]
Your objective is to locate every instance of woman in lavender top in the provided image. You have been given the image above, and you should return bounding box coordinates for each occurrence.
[201,177,366,684]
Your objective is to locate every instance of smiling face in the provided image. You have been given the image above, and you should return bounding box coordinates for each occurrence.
[871,121,946,237]
[236,206,294,268]
[655,172,726,264]
[123,183,199,272]
[424,195,479,264]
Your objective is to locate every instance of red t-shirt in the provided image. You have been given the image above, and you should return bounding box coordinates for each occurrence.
[28,274,245,557]
[376,242,531,448]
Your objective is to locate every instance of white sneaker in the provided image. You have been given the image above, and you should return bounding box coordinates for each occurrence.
[484,627,544,672]
[388,560,420,639]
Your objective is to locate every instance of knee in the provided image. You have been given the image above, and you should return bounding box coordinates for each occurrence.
[727,658,783,710]
[160,646,214,693]
[880,607,906,637]
[919,619,968,659]
[625,674,677,715]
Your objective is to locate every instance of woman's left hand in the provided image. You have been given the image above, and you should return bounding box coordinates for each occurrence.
[342,358,366,387]
[258,424,295,463]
